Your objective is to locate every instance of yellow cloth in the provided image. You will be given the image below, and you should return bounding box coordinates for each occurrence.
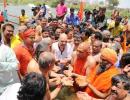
[11,34,22,48]
[101,48,117,64]
[19,15,29,24]
[108,21,124,37]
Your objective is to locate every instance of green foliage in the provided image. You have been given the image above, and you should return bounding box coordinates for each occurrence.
[50,0,60,8]
[108,0,119,8]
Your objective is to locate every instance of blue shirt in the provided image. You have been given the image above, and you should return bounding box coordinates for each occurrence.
[66,14,80,26]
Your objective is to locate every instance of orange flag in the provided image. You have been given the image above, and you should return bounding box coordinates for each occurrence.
[3,0,7,9]
[78,0,85,21]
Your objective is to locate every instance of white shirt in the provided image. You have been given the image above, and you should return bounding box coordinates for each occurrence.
[52,42,73,61]
[0,44,20,95]
[0,83,21,100]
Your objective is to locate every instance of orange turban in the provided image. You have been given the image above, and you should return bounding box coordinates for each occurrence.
[101,48,117,65]
[22,29,35,39]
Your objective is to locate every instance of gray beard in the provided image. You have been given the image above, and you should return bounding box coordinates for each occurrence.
[96,65,107,75]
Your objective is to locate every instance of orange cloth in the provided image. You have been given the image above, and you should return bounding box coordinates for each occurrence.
[73,58,86,76]
[0,15,4,22]
[14,44,33,76]
[101,48,117,64]
[122,32,127,53]
[22,29,35,39]
[78,1,85,21]
[85,65,119,98]
[73,42,90,76]
[3,0,7,8]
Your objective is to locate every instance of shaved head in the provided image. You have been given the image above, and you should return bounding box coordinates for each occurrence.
[92,40,102,54]
[77,42,91,58]
[59,33,67,41]
[58,33,68,49]
[77,42,90,52]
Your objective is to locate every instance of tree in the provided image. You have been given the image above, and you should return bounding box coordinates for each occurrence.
[50,0,60,8]
[108,0,119,8]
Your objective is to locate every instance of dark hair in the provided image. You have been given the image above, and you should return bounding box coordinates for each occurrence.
[112,74,130,91]
[74,25,81,33]
[70,8,74,12]
[42,27,50,33]
[94,32,103,41]
[65,29,73,34]
[2,23,14,32]
[119,53,130,68]
[83,29,91,37]
[116,16,122,22]
[17,72,46,100]
[21,9,25,12]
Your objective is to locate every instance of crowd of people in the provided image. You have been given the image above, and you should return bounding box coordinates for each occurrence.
[0,0,130,100]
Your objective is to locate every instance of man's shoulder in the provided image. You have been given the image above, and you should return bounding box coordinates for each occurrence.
[52,42,59,50]
[13,44,23,50]
[13,44,29,54]
[87,55,96,62]
[0,44,12,52]
[0,44,9,49]
[63,4,67,8]
[124,94,130,100]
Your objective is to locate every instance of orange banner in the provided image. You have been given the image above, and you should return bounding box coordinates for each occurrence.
[78,1,85,21]
[3,0,7,9]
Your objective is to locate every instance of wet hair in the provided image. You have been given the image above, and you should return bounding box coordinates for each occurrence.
[119,53,130,68]
[112,74,130,92]
[35,38,51,60]
[17,72,46,100]
[2,23,14,32]
[38,52,55,70]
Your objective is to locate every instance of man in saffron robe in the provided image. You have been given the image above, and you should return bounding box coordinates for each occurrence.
[71,42,96,77]
[14,29,35,76]
[76,48,119,99]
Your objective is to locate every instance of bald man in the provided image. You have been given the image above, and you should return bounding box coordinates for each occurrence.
[27,38,52,74]
[52,33,73,66]
[76,48,119,98]
[71,42,96,77]
[92,40,102,63]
